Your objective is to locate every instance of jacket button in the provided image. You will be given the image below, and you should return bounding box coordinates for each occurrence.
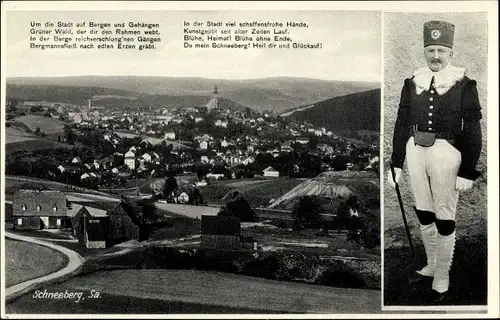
[430,90,435,94]
[429,105,434,109]
[429,97,434,101]
[428,113,433,116]
[428,127,433,131]
[428,120,432,124]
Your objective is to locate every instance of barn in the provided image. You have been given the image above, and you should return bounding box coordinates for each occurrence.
[69,204,109,249]
[12,190,68,230]
[107,201,144,245]
[201,215,241,250]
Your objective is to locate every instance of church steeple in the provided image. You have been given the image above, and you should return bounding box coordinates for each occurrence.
[206,84,220,111]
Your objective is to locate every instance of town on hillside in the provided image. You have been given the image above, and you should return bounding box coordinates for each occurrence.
[5,84,379,194]
[4,83,381,313]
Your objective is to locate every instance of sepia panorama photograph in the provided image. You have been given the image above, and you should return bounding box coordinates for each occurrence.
[383,12,488,308]
[3,9,382,314]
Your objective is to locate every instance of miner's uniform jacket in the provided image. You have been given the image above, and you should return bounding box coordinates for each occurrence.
[391,69,483,182]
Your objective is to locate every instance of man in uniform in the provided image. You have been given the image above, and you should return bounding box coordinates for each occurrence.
[387,20,483,303]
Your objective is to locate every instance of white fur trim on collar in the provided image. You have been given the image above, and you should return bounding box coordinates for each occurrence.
[412,65,466,95]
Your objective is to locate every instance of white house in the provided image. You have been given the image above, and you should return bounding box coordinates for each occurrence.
[201,155,210,164]
[57,165,65,173]
[196,179,208,187]
[111,167,119,174]
[215,120,228,128]
[263,166,280,178]
[81,173,90,180]
[194,116,204,123]
[242,156,255,165]
[221,138,229,148]
[177,192,190,204]
[199,141,208,150]
[71,157,81,164]
[141,153,152,162]
[206,173,225,180]
[296,137,309,144]
[129,146,137,153]
[125,150,135,170]
[164,132,176,140]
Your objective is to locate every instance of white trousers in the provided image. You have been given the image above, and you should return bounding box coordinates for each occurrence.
[405,137,461,221]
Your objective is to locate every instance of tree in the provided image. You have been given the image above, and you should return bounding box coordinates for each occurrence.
[332,154,349,171]
[245,107,252,118]
[137,198,159,223]
[163,175,178,201]
[292,195,321,230]
[218,190,256,222]
[64,125,74,143]
[30,105,43,113]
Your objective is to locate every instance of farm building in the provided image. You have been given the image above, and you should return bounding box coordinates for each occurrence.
[107,201,145,245]
[68,200,147,248]
[263,166,280,178]
[12,190,69,230]
[201,215,241,250]
[68,204,109,249]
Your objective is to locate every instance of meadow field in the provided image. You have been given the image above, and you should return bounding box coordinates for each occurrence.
[5,238,69,288]
[5,269,380,314]
[199,178,305,208]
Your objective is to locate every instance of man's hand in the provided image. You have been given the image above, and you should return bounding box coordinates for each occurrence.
[456,177,474,191]
[387,167,402,188]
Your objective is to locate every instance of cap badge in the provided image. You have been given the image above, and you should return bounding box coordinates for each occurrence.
[431,29,441,40]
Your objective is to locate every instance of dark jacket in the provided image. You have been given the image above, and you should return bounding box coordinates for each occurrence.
[391,76,482,180]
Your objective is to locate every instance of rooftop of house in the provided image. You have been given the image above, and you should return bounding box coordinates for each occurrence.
[13,190,67,216]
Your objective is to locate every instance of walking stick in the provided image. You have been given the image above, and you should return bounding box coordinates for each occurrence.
[390,163,415,258]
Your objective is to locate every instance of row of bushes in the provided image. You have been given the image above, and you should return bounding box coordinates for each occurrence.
[84,246,379,289]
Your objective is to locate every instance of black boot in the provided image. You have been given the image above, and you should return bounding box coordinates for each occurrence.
[428,289,449,305]
[408,272,433,286]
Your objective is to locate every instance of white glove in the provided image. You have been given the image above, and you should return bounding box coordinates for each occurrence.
[387,167,402,188]
[456,177,474,191]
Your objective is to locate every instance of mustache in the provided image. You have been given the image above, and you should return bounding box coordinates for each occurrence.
[431,59,442,63]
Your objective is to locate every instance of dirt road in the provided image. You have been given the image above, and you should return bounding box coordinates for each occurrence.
[4,232,84,302]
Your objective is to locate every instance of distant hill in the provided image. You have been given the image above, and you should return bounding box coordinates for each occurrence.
[6,84,247,112]
[284,89,380,133]
[7,76,379,112]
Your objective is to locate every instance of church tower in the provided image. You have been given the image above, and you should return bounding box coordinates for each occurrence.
[206,84,220,111]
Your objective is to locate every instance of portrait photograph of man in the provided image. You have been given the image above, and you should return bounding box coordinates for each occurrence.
[383,12,488,307]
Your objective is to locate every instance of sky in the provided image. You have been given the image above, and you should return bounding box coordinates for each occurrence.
[6,10,381,82]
